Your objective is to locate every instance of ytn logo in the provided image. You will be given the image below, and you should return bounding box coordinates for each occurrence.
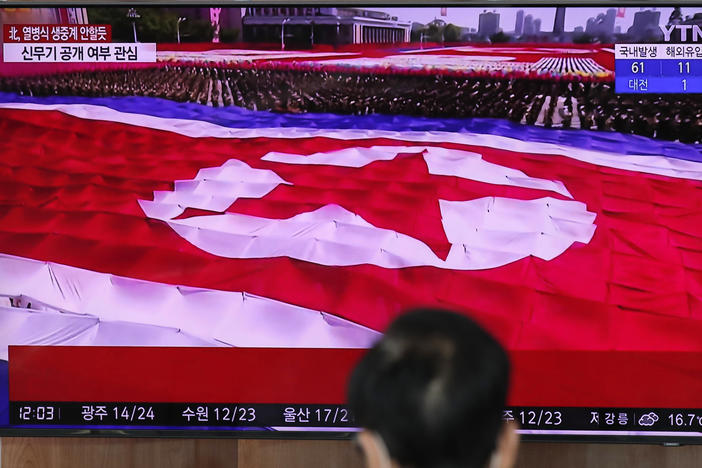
[660,24,702,42]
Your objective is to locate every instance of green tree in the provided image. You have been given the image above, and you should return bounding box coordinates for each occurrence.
[86,7,213,43]
[136,9,178,42]
[182,18,215,43]
[219,27,240,43]
[410,28,424,42]
[86,7,133,42]
[427,24,442,42]
[489,31,512,43]
[573,32,594,44]
[443,23,462,42]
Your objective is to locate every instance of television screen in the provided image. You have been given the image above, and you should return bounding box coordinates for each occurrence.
[1,3,702,440]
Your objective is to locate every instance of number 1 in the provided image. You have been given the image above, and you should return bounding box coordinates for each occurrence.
[683,79,687,91]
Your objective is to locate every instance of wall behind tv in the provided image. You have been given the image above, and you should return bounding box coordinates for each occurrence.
[1,437,702,468]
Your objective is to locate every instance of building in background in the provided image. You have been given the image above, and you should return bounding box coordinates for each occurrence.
[242,7,410,46]
[533,18,542,34]
[514,9,524,35]
[477,10,500,38]
[626,9,661,41]
[553,7,566,35]
[585,8,616,39]
[523,14,534,35]
[586,17,595,34]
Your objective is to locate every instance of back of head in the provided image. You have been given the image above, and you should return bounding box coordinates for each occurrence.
[348,308,510,468]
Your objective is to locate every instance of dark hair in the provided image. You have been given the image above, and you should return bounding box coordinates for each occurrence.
[348,308,510,468]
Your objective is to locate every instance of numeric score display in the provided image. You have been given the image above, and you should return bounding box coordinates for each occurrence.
[615,44,702,93]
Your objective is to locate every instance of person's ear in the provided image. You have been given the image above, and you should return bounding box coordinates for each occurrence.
[488,421,520,468]
[357,430,395,468]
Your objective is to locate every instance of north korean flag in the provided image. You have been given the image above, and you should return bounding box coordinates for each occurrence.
[2,92,702,409]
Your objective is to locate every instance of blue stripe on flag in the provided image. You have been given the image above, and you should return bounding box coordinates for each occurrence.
[2,91,700,163]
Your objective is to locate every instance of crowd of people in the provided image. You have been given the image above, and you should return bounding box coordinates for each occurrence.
[2,65,702,144]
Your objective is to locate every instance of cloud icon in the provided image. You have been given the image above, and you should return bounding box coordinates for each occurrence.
[638,412,659,427]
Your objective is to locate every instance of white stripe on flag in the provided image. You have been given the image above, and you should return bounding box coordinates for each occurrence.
[0,253,380,359]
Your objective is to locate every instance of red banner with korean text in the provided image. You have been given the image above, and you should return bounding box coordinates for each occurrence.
[3,24,111,43]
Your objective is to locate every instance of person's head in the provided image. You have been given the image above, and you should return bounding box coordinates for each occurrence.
[348,308,517,468]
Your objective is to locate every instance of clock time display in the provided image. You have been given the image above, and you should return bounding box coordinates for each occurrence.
[17,405,57,422]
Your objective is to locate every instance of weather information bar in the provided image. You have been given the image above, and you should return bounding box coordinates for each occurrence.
[10,402,355,428]
[9,403,702,434]
[615,43,702,93]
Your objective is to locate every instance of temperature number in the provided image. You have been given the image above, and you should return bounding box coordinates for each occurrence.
[668,413,702,427]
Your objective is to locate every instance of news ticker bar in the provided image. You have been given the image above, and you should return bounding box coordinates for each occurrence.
[10,403,702,432]
[2,43,157,63]
[11,402,355,428]
[3,24,112,43]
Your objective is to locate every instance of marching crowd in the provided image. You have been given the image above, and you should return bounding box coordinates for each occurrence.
[2,65,702,144]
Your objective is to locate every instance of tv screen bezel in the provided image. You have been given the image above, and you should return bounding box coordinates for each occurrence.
[1,0,702,444]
